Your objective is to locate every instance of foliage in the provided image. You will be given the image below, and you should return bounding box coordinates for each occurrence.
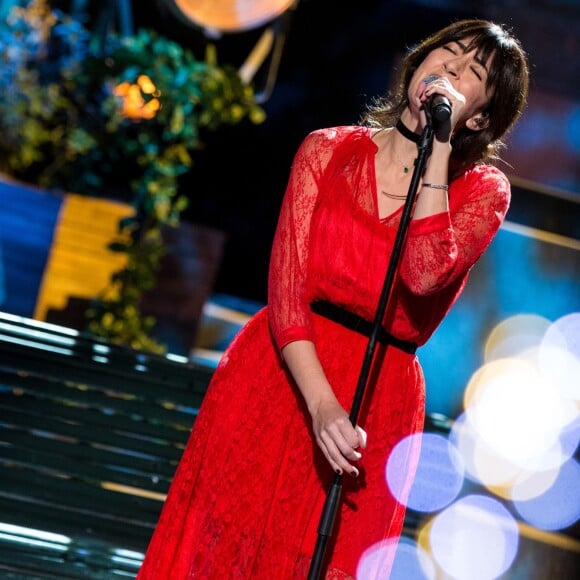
[0,0,265,352]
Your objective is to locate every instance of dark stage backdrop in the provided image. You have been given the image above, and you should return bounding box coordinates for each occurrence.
[133,0,580,304]
[129,0,580,417]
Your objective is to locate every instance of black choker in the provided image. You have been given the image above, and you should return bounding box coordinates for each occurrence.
[396,119,421,144]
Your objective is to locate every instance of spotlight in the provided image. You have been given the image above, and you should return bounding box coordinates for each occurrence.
[165,0,296,34]
[161,0,298,102]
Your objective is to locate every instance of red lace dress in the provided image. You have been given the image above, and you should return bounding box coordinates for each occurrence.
[137,126,510,579]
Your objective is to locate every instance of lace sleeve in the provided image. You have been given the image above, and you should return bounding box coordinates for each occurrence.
[267,130,333,351]
[400,165,510,295]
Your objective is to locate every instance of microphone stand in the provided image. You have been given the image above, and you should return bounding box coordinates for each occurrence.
[307,118,436,579]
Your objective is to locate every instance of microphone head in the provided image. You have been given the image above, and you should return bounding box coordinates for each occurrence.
[422,75,452,123]
[431,97,452,123]
[423,74,440,85]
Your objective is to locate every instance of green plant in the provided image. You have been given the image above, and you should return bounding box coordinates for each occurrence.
[0,0,265,352]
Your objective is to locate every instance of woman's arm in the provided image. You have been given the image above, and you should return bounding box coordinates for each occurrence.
[413,139,452,219]
[269,129,367,476]
[400,165,510,295]
[282,340,366,477]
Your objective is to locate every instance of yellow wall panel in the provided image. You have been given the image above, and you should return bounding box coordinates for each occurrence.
[34,194,134,321]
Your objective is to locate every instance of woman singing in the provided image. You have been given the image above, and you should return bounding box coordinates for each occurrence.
[138,18,529,579]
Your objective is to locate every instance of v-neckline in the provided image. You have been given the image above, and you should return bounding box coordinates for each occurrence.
[369,127,408,222]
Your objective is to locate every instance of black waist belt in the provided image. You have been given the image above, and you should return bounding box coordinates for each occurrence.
[310,300,417,355]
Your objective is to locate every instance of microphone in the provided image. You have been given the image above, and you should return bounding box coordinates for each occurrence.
[423,75,452,123]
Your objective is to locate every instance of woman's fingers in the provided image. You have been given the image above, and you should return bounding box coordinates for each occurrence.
[355,425,368,449]
[311,397,368,476]
[318,432,360,477]
[316,416,365,476]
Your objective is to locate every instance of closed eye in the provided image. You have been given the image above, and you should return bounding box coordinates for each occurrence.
[471,66,483,81]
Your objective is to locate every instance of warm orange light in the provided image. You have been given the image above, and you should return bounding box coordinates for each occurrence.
[113,75,161,120]
[172,0,295,32]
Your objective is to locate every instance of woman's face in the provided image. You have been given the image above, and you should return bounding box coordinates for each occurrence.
[409,37,494,126]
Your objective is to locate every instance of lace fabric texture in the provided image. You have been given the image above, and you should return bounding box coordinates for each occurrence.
[137,126,510,579]
[268,126,510,351]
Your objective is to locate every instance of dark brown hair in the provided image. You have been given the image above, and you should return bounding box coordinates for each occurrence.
[363,19,529,171]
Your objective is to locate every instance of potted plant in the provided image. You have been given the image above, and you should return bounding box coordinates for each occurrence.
[0,0,265,352]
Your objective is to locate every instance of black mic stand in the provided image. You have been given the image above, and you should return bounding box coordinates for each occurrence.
[307,118,437,580]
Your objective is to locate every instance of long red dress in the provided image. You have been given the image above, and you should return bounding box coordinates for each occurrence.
[137,126,510,579]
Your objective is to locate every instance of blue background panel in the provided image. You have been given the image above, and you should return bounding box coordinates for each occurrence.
[0,180,63,316]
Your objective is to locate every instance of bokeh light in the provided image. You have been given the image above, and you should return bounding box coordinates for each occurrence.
[113,75,161,120]
[538,312,580,400]
[386,433,464,513]
[536,344,580,401]
[376,312,579,579]
[454,311,580,512]
[484,313,551,362]
[448,310,580,543]
[356,537,435,580]
[464,358,570,470]
[513,458,580,531]
[506,463,560,502]
[543,313,580,357]
[429,495,519,580]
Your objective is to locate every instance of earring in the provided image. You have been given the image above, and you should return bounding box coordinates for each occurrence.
[476,113,490,127]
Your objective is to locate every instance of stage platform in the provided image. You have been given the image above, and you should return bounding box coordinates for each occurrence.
[1,308,578,578]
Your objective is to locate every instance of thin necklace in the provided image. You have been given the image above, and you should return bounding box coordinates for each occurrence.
[381,189,407,200]
[376,119,419,199]
[394,153,414,174]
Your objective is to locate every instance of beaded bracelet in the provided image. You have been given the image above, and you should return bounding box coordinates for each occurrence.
[422,183,449,191]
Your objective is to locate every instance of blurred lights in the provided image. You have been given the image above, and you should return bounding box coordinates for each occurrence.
[114,75,161,120]
[484,313,551,362]
[429,495,519,580]
[542,312,580,357]
[357,537,435,580]
[381,311,579,579]
[170,0,295,33]
[390,537,435,580]
[386,433,464,513]
[539,312,580,399]
[513,458,580,531]
[166,352,189,363]
[463,358,571,470]
[0,523,70,551]
[356,539,396,580]
[455,312,580,510]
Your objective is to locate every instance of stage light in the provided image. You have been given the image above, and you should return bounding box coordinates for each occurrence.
[165,0,296,33]
[386,433,464,513]
[161,1,299,102]
[463,358,573,470]
[357,537,436,580]
[429,495,519,580]
[113,75,161,120]
[484,313,551,362]
[513,458,580,531]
